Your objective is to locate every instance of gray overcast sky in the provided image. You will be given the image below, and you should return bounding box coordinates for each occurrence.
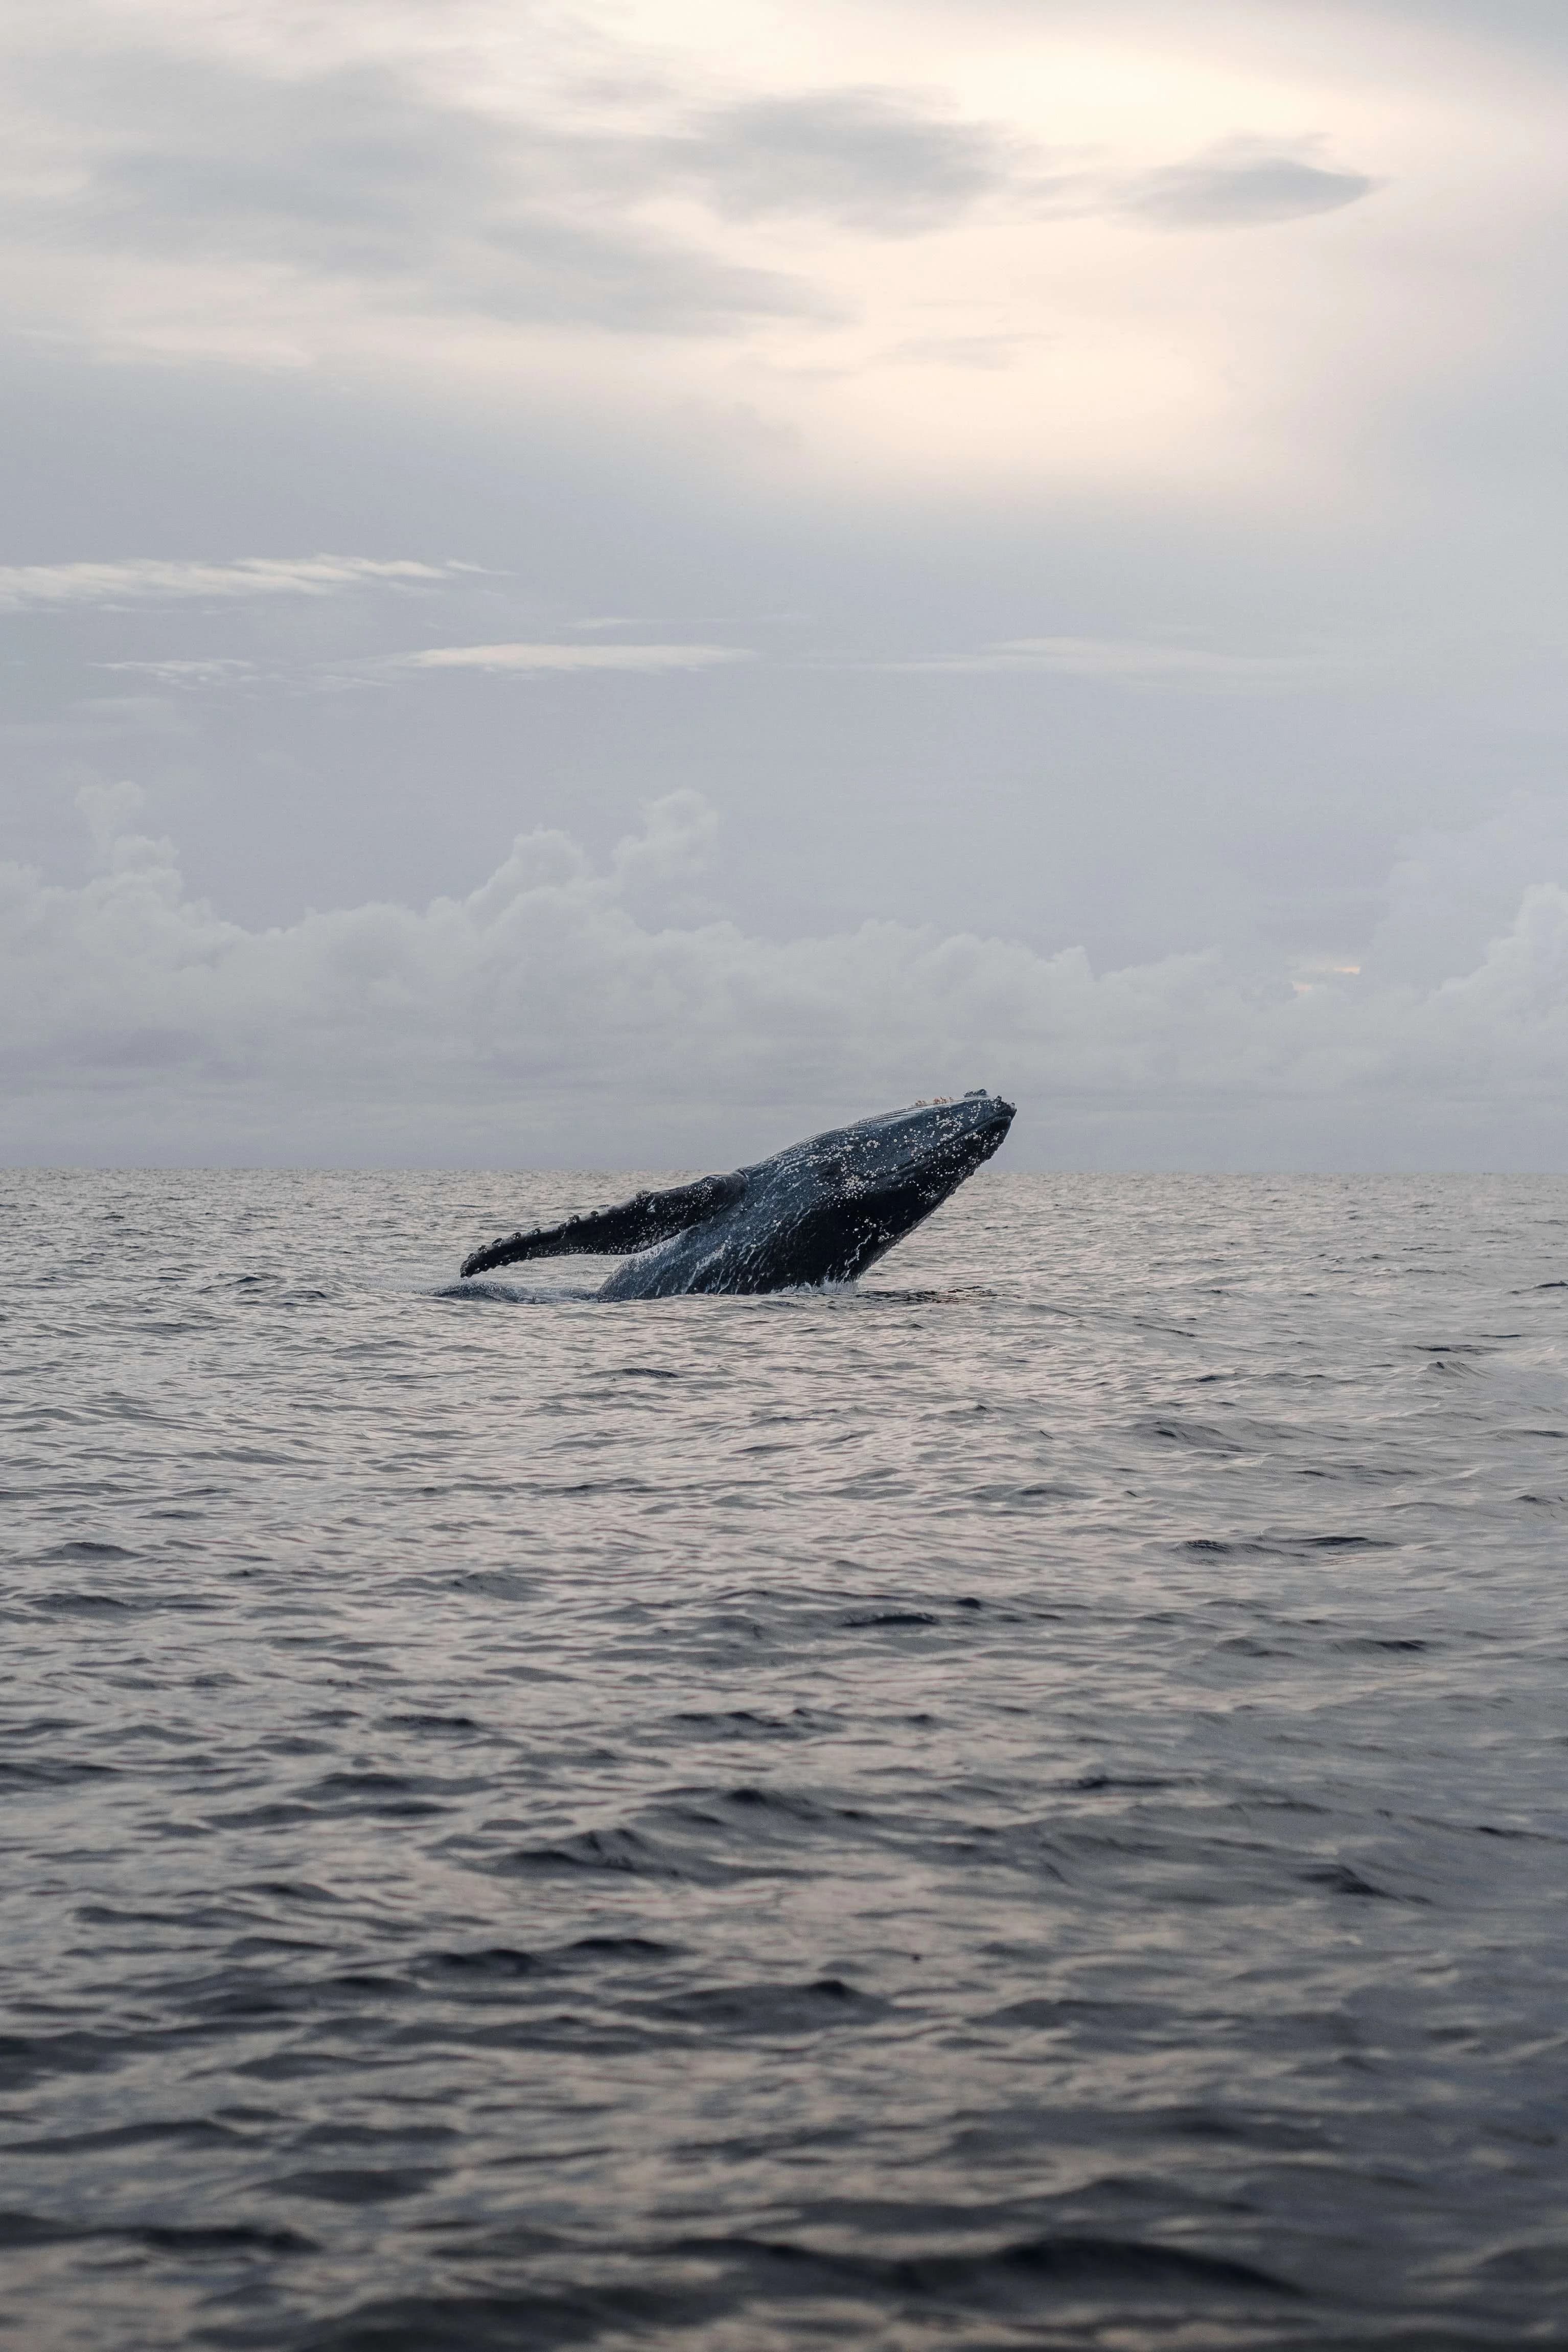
[4,0,1567,1169]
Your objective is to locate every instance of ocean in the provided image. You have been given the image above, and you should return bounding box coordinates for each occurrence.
[4,1167,1567,2350]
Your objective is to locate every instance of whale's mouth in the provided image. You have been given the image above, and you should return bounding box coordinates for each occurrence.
[972,1096,1016,1146]
[905,1094,1014,1184]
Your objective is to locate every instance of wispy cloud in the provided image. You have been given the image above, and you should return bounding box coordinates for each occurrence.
[15,48,826,343]
[1116,144,1382,229]
[874,636,1330,689]
[99,658,259,686]
[71,642,757,698]
[6,32,1383,375]
[0,556,455,611]
[392,642,755,675]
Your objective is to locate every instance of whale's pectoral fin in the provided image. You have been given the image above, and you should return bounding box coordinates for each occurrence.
[460,1171,745,1279]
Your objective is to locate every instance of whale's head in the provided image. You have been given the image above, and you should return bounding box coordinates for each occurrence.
[736,1089,1016,1287]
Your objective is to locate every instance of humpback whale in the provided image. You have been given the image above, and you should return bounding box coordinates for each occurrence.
[460,1091,1016,1299]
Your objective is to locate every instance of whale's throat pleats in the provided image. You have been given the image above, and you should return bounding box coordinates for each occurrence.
[460,1172,745,1279]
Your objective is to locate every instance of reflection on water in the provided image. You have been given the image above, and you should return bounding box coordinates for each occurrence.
[3,1168,1567,2349]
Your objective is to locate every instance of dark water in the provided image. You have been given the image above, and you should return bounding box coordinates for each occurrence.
[4,1169,1568,2352]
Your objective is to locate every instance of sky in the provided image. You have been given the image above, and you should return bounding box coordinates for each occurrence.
[4,0,1568,1169]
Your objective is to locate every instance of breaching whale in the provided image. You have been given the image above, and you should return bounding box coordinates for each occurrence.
[459,1091,1016,1299]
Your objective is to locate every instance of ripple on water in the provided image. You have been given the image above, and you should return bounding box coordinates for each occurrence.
[2,1168,1567,2349]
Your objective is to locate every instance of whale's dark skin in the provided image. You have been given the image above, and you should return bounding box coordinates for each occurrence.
[460,1091,1016,1298]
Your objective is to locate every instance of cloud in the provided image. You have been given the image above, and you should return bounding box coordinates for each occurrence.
[6,788,1568,1168]
[1365,796,1568,989]
[98,659,259,687]
[18,48,826,338]
[1118,144,1381,229]
[664,88,1021,235]
[393,643,756,676]
[877,636,1328,689]
[5,24,1385,390]
[0,556,452,610]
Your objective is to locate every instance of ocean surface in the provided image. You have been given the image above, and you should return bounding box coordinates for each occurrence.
[4,1167,1567,2352]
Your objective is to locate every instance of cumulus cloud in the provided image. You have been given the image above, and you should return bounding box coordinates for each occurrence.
[0,557,453,610]
[5,789,1568,1168]
[1366,796,1568,989]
